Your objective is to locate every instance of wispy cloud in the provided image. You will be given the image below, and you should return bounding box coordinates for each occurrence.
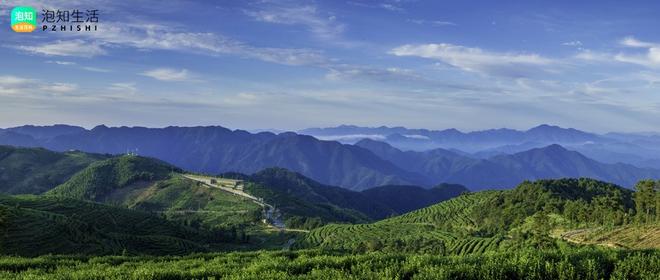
[108,82,137,94]
[325,65,419,82]
[614,36,660,68]
[46,60,77,65]
[45,60,112,72]
[407,19,457,27]
[0,75,77,96]
[81,66,112,73]
[140,68,194,82]
[348,1,407,12]
[562,40,583,47]
[390,43,555,77]
[620,37,658,48]
[16,39,106,57]
[9,13,327,66]
[244,2,346,43]
[40,83,78,93]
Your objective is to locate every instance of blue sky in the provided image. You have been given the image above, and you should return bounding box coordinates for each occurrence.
[1,0,660,132]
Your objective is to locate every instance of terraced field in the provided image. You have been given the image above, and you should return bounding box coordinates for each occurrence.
[0,195,212,256]
[299,192,504,254]
[382,191,499,226]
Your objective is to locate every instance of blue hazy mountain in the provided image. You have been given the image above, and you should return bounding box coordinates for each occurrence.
[356,139,660,190]
[303,124,660,170]
[3,124,660,191]
[0,125,428,191]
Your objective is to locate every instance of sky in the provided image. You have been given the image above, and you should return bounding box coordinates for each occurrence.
[1,0,660,133]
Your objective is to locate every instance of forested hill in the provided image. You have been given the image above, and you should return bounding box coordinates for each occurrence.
[300,178,654,253]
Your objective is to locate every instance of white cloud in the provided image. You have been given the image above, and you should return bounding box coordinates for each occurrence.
[0,75,77,96]
[407,19,457,26]
[390,43,554,77]
[141,68,193,82]
[379,3,404,12]
[40,83,78,93]
[574,50,612,62]
[325,65,419,82]
[245,3,345,42]
[81,66,112,73]
[562,40,583,46]
[620,37,658,48]
[108,82,137,94]
[16,39,106,57]
[46,60,77,65]
[61,22,327,66]
[45,60,112,73]
[612,37,660,68]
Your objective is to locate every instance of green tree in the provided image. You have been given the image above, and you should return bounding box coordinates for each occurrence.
[634,180,657,223]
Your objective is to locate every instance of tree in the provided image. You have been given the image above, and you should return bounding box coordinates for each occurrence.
[634,180,657,223]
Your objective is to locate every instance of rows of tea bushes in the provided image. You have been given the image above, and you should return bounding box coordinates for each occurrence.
[0,248,657,279]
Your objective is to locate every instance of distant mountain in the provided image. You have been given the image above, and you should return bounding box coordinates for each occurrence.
[0,125,428,190]
[0,131,40,147]
[302,124,604,152]
[306,124,660,171]
[5,125,85,140]
[361,183,468,214]
[357,139,660,190]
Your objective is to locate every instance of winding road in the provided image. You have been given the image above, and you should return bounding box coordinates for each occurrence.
[183,174,286,229]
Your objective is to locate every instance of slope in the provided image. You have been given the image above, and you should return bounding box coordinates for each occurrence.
[0,194,218,256]
[47,155,263,230]
[0,145,107,194]
[300,178,642,254]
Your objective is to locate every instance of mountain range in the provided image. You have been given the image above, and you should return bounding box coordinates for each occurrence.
[2,124,660,190]
[300,124,660,170]
[356,139,660,189]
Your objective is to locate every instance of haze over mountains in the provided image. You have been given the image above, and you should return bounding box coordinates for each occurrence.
[301,124,660,169]
[1,124,660,191]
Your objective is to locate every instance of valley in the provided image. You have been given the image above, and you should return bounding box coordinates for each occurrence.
[0,127,658,279]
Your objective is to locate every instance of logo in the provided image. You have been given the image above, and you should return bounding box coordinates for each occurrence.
[11,6,37,32]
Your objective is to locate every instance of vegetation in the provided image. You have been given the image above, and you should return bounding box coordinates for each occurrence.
[47,155,177,201]
[0,145,106,194]
[236,168,465,229]
[0,248,657,279]
[1,144,659,278]
[0,194,227,256]
[634,180,659,223]
[300,178,657,254]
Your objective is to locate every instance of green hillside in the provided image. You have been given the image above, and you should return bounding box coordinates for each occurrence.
[0,145,106,194]
[47,156,263,232]
[299,178,644,254]
[47,155,177,201]
[0,194,224,256]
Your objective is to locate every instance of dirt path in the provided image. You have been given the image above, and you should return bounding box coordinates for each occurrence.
[557,228,622,248]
